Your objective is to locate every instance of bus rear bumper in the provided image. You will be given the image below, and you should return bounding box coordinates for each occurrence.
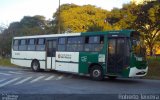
[129,66,148,77]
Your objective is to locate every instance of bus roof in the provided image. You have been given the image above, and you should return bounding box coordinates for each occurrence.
[13,30,138,39]
[81,30,137,36]
[14,33,81,39]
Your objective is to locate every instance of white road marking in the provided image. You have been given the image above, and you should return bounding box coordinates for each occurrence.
[0,77,20,88]
[8,71,22,74]
[0,72,11,76]
[14,77,32,85]
[44,76,55,81]
[0,79,6,83]
[30,76,45,83]
[55,75,63,80]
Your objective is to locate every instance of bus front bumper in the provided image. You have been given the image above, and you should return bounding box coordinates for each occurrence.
[129,66,148,77]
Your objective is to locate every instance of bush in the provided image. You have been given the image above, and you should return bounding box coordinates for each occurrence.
[145,57,160,79]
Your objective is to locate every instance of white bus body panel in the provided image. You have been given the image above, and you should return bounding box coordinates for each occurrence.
[11,50,46,69]
[47,57,56,69]
[55,52,79,73]
[11,33,81,70]
[56,62,79,73]
[11,59,32,67]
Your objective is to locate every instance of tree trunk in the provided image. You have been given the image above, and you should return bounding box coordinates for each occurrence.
[149,44,153,56]
[150,49,153,56]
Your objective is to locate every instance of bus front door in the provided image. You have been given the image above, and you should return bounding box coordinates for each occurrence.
[46,40,57,69]
[107,38,128,74]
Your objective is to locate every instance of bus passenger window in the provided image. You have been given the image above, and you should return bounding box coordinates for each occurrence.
[59,38,66,44]
[66,37,84,52]
[100,36,104,44]
[28,39,36,51]
[36,38,45,51]
[13,40,19,51]
[84,44,92,51]
[19,39,27,51]
[98,36,104,50]
[77,44,83,51]
[58,38,66,51]
[89,36,100,43]
[58,45,66,51]
[85,37,89,43]
[84,36,104,52]
[38,38,45,44]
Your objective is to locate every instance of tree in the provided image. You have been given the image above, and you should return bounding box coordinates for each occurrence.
[53,4,79,33]
[133,0,160,56]
[53,4,111,33]
[104,1,160,56]
[0,24,7,34]
[0,15,51,57]
[105,3,140,30]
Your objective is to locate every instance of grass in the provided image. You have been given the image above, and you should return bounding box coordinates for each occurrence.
[0,58,16,67]
[0,57,160,80]
[144,56,160,80]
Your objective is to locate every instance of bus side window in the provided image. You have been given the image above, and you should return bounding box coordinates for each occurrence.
[59,38,66,44]
[100,36,104,44]
[98,36,104,51]
[58,37,66,51]
[28,39,36,51]
[36,38,45,51]
[84,36,104,52]
[84,36,90,51]
[67,37,83,52]
[89,36,100,43]
[94,36,104,51]
[13,40,19,51]
[19,39,27,51]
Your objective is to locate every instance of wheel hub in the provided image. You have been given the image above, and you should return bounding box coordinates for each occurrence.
[33,63,38,70]
[93,69,101,77]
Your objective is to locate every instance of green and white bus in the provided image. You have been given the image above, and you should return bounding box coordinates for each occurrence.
[11,30,148,80]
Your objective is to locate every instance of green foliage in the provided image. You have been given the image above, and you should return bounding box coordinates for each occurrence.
[105,3,140,30]
[0,1,159,57]
[0,15,52,56]
[145,56,160,79]
[53,4,111,33]
[105,1,160,56]
[133,1,160,56]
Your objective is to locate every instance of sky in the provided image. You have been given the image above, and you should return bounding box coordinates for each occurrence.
[0,0,130,25]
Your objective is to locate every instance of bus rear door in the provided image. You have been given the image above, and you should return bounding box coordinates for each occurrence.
[46,39,57,69]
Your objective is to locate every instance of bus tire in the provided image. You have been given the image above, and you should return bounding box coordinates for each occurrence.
[31,60,40,72]
[90,65,104,81]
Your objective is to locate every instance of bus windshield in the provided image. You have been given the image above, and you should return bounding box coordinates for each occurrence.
[131,32,146,57]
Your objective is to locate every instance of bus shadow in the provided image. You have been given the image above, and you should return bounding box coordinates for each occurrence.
[21,67,143,84]
[103,78,143,84]
[50,70,143,84]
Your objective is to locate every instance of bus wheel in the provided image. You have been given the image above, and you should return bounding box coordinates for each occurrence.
[31,60,40,72]
[90,65,103,81]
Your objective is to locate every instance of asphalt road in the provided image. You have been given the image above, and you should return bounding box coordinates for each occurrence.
[0,66,160,100]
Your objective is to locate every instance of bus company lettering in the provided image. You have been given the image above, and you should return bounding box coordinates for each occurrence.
[58,54,71,59]
[15,53,20,55]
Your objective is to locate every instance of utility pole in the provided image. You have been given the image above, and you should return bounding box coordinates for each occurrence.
[58,0,61,34]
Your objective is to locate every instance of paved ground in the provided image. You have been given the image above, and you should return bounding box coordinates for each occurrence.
[0,66,160,100]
